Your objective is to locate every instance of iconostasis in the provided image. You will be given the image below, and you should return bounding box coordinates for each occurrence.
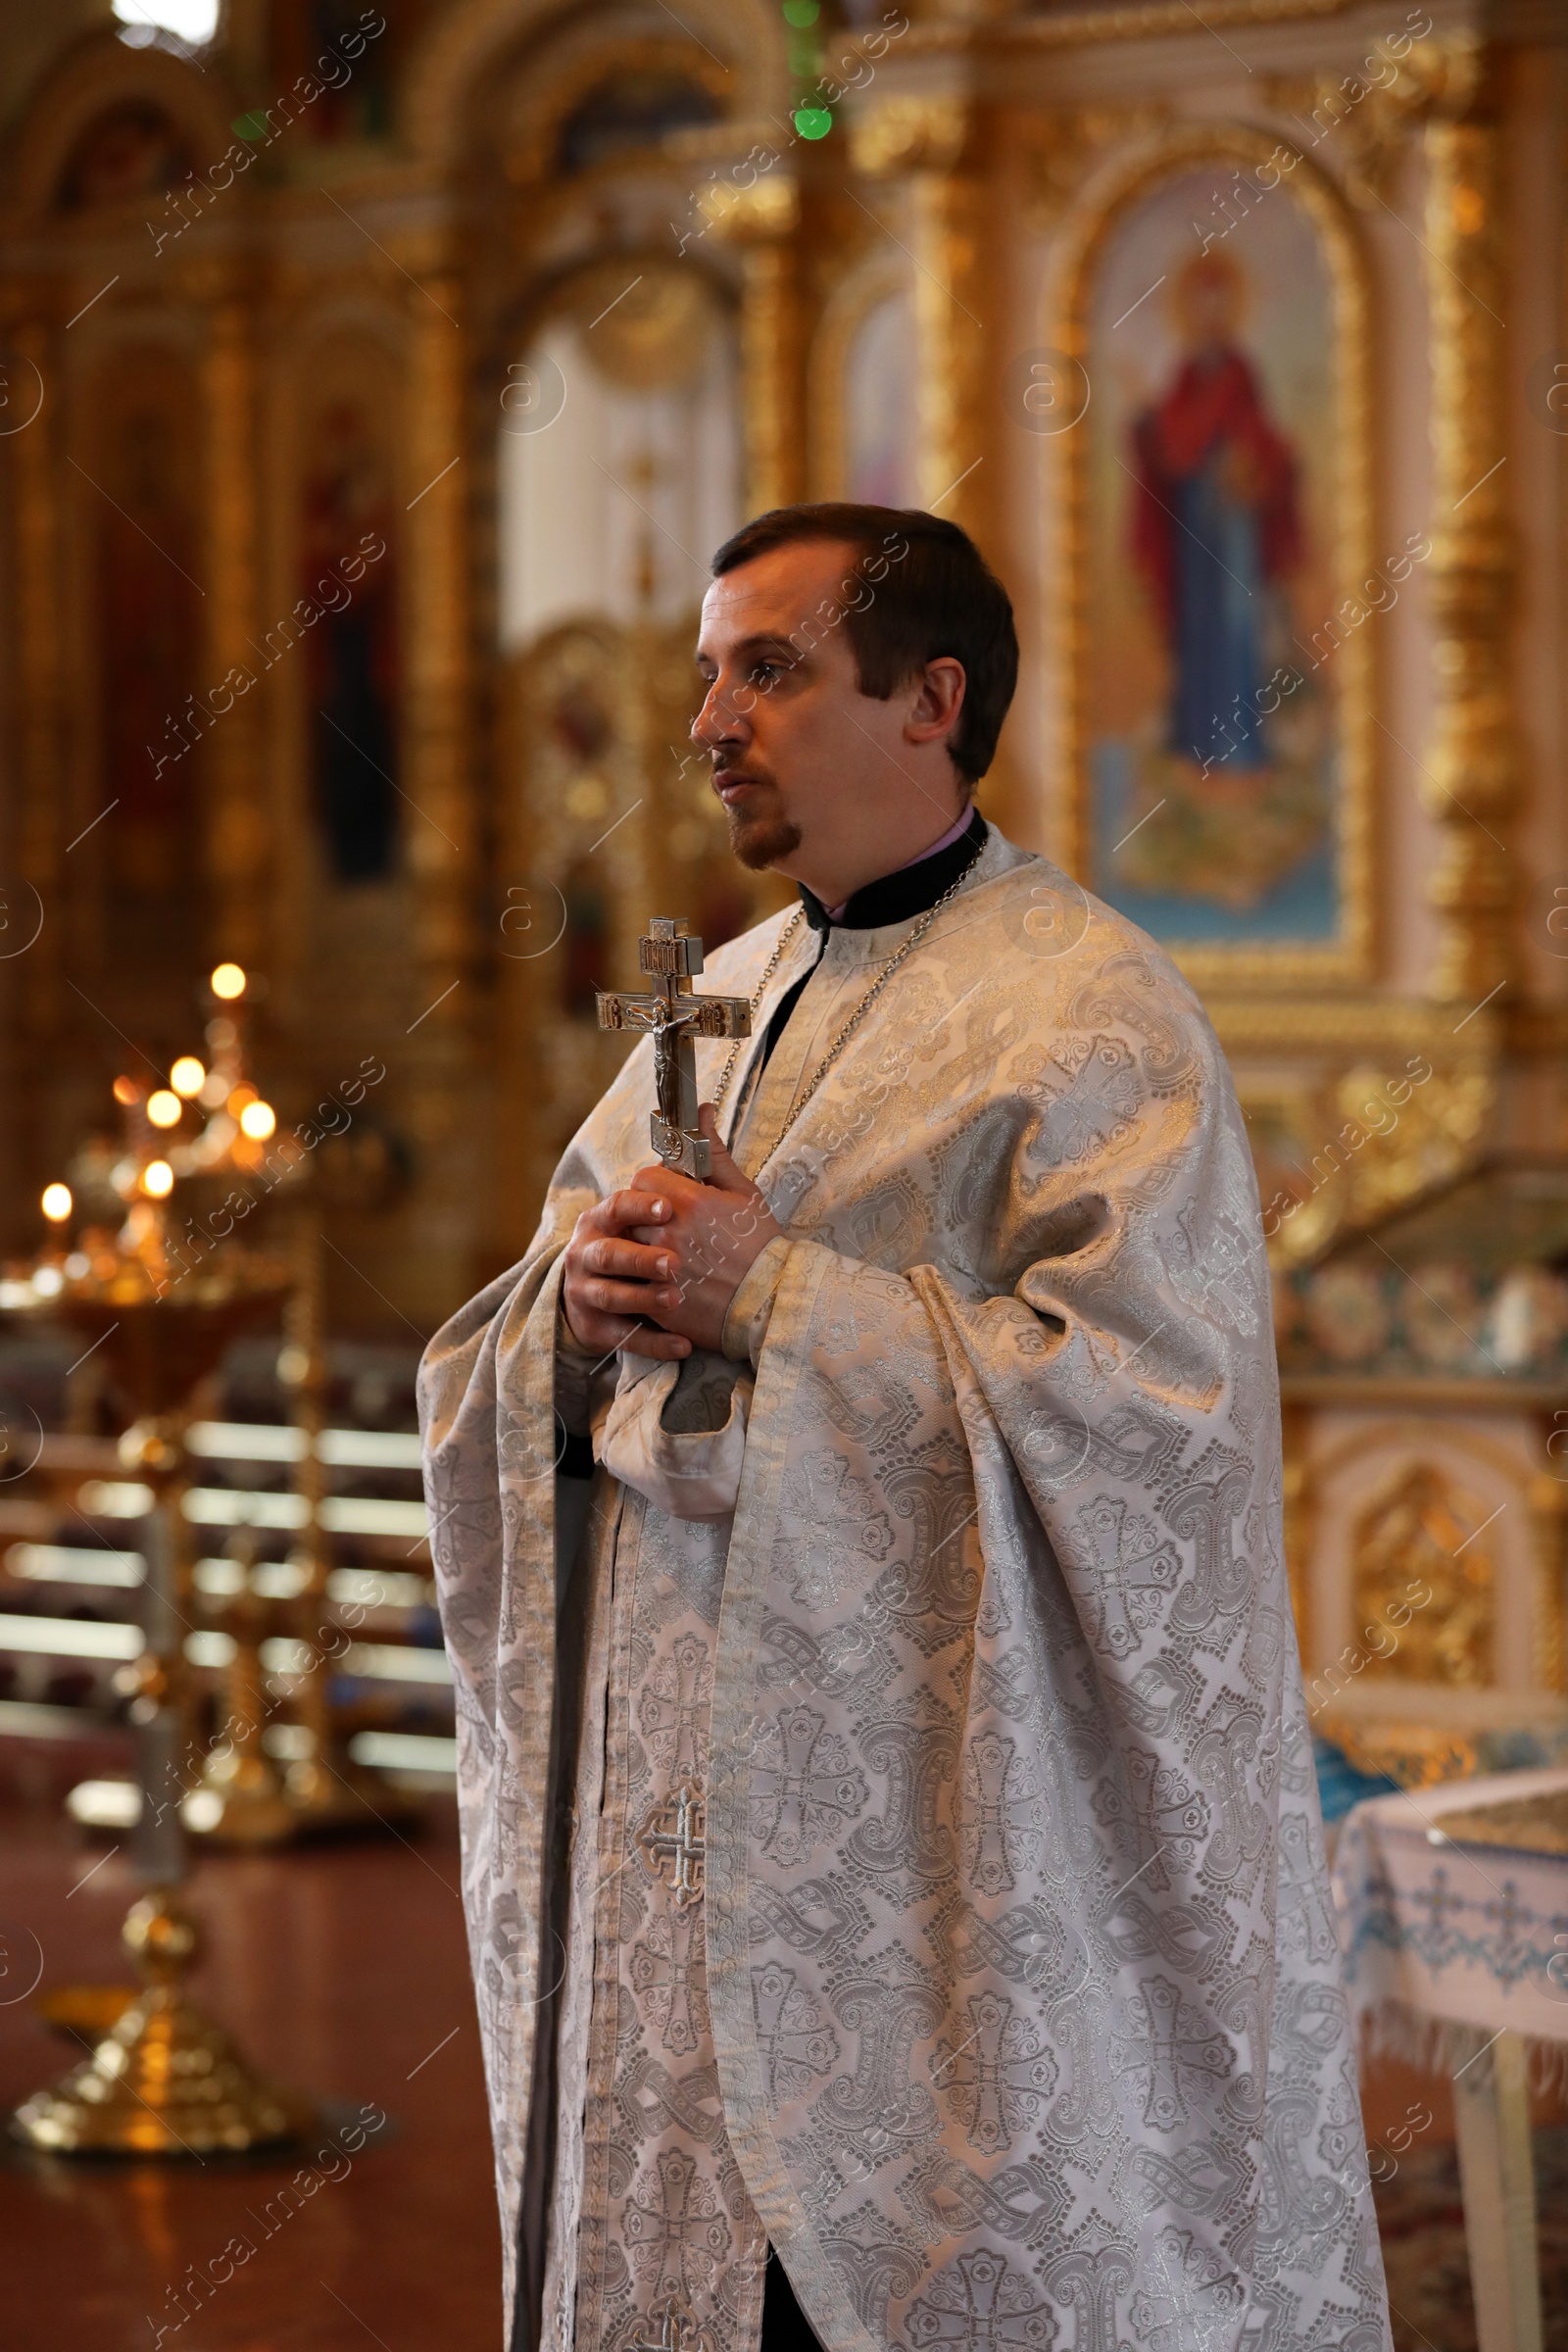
[0,1,1564,1716]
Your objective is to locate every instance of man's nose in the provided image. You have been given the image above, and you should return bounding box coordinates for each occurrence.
[692,676,748,750]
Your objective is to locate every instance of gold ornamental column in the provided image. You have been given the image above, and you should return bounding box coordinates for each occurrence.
[400,251,476,1316]
[1280,1402,1314,1669]
[1421,103,1517,1004]
[6,309,62,1036]
[853,95,987,543]
[705,175,804,515]
[1527,1467,1567,1696]
[193,267,268,970]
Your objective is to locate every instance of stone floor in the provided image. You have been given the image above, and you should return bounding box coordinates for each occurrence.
[0,1728,501,2352]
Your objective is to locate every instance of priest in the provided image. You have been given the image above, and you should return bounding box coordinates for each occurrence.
[419,504,1390,2352]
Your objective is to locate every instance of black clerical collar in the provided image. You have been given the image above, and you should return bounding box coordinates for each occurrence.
[797,806,988,935]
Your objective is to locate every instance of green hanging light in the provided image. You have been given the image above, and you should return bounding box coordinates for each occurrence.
[782,0,831,141]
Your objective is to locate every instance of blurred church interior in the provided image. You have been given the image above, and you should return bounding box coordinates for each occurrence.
[1,1,1567,2346]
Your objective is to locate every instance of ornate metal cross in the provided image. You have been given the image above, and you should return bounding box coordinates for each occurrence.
[638,1782,706,1909]
[597,917,752,1180]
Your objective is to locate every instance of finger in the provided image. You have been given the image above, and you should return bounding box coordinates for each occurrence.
[576,1277,682,1321]
[562,1297,645,1353]
[603,1186,673,1228]
[621,1324,692,1360]
[568,1313,636,1353]
[626,1164,703,1205]
[697,1104,754,1197]
[582,1237,677,1283]
[629,1232,700,1270]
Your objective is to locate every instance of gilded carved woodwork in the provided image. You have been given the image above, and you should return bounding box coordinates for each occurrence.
[1211,996,1491,1057]
[1017,106,1168,233]
[403,0,784,170]
[500,33,732,190]
[398,254,476,1304]
[1280,1401,1312,1661]
[500,620,649,1227]
[903,0,1361,52]
[503,615,667,1232]
[8,312,62,1034]
[701,178,804,517]
[1421,108,1517,1006]
[745,235,804,516]
[1245,1048,1494,1273]
[0,1,1544,1350]
[197,278,267,968]
[808,247,906,499]
[401,259,472,1005]
[497,615,774,1241]
[1328,1057,1492,1231]
[852,95,986,542]
[1351,1462,1495,1686]
[910,164,986,530]
[1527,1470,1567,1695]
[1266,31,1480,209]
[1,30,231,228]
[1296,1419,1568,1703]
[850,93,969,180]
[561,259,724,395]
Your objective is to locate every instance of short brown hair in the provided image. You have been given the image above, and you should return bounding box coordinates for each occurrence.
[710,503,1018,788]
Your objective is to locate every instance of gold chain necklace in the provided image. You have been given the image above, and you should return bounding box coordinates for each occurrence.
[711,868,971,1166]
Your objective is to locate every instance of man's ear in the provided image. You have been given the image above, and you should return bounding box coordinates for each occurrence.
[904,657,966,749]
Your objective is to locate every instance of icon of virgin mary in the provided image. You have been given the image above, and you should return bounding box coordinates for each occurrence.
[1130,248,1301,774]
[1103,240,1331,920]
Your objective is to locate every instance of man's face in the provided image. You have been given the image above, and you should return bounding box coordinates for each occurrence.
[691,537,963,887]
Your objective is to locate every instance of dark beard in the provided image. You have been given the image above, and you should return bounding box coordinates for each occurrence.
[725,801,803,872]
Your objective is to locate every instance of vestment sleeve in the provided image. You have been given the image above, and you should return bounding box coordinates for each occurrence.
[555,1300,603,1435]
[720,1235,793,1367]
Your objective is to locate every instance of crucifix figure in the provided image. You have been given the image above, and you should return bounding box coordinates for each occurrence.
[597,917,752,1180]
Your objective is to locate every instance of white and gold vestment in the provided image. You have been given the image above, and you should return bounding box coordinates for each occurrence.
[419,825,1391,2352]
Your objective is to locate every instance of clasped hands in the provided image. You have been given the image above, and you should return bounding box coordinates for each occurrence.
[562,1105,781,1361]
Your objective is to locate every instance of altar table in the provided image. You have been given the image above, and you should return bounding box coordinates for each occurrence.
[1333,1765,1568,2352]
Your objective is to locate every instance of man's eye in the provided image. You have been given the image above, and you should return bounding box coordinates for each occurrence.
[750,662,780,685]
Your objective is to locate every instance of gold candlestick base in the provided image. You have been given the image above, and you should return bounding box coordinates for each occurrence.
[11,1890,312,2156]
[179,1754,298,1847]
[181,1554,298,1848]
[281,1744,423,1835]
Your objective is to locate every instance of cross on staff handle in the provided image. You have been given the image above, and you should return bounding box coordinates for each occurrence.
[596,917,752,1180]
[630,2302,713,2352]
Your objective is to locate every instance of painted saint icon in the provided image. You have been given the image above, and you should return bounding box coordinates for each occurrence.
[1129,251,1301,779]
[1084,171,1342,951]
